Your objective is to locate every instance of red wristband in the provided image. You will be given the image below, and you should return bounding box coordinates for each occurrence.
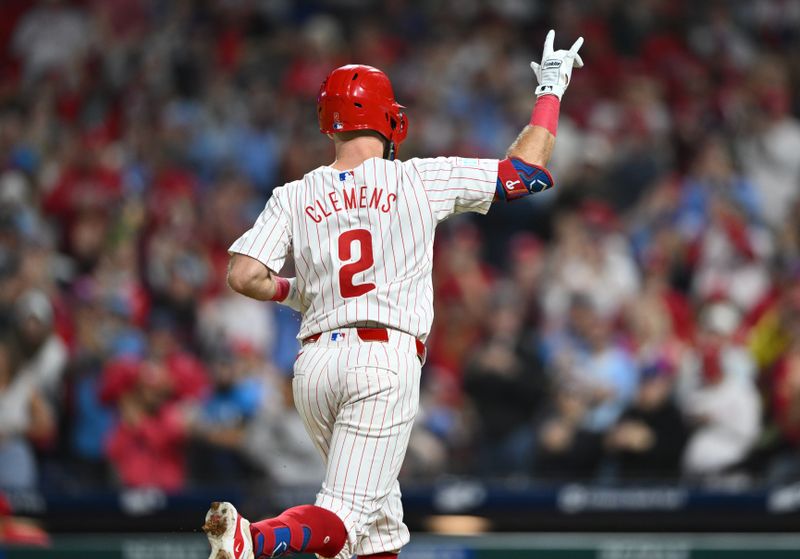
[530,94,560,136]
[271,276,290,302]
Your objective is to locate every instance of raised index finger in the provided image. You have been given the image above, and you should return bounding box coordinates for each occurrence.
[543,29,555,58]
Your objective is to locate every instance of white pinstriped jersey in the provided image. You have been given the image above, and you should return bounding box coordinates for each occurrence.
[229,156,498,341]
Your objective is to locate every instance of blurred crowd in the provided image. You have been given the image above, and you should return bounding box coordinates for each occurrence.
[1,0,800,496]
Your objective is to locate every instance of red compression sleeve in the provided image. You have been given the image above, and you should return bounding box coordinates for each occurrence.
[270,276,290,302]
[530,94,561,136]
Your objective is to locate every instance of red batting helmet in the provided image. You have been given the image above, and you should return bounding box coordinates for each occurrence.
[317,64,408,159]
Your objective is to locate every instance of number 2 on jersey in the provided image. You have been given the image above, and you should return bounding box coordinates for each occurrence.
[338,229,376,298]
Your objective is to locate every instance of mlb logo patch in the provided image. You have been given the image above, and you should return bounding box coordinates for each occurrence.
[338,171,354,181]
[331,332,346,341]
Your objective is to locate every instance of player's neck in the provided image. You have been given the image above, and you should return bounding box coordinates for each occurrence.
[330,136,386,170]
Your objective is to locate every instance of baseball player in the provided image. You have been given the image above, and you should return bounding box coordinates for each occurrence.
[203,30,584,559]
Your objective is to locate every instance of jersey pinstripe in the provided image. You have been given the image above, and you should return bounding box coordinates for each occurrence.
[229,156,498,341]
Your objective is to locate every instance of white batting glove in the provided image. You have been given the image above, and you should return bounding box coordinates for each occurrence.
[530,29,584,100]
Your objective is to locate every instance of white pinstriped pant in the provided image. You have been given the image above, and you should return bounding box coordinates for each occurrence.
[292,328,421,558]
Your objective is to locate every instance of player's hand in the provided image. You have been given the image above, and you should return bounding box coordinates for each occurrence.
[530,29,584,100]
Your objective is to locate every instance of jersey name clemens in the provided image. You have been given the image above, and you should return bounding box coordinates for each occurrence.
[304,185,397,223]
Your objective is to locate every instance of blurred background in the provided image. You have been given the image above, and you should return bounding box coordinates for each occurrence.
[1,0,800,556]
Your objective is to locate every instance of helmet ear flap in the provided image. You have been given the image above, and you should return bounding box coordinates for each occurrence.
[382,110,406,160]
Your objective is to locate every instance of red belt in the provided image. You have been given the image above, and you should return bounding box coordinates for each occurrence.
[303,327,426,363]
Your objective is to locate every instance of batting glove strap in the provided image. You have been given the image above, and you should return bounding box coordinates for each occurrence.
[496,157,554,202]
[530,30,584,100]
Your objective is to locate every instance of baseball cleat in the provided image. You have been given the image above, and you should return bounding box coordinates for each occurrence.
[202,501,254,559]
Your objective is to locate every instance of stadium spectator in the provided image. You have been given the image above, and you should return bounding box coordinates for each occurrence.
[402,366,472,479]
[680,301,762,479]
[606,360,689,480]
[552,297,639,433]
[243,372,326,486]
[535,389,605,481]
[197,283,277,358]
[101,359,190,491]
[767,340,800,483]
[760,287,800,483]
[12,290,68,405]
[689,194,774,314]
[677,137,762,230]
[737,56,800,227]
[463,285,547,476]
[507,233,546,330]
[0,336,55,491]
[624,262,694,360]
[541,202,640,324]
[429,224,495,386]
[535,297,639,479]
[187,347,265,483]
[11,0,92,85]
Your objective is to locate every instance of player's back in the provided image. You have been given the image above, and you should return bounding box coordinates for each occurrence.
[231,155,498,341]
[290,156,435,340]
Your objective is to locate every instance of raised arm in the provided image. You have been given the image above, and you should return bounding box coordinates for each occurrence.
[495,30,583,202]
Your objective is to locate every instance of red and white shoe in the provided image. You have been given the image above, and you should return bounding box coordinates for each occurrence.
[202,501,254,559]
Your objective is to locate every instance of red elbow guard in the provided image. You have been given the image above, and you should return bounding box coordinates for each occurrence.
[496,157,554,201]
